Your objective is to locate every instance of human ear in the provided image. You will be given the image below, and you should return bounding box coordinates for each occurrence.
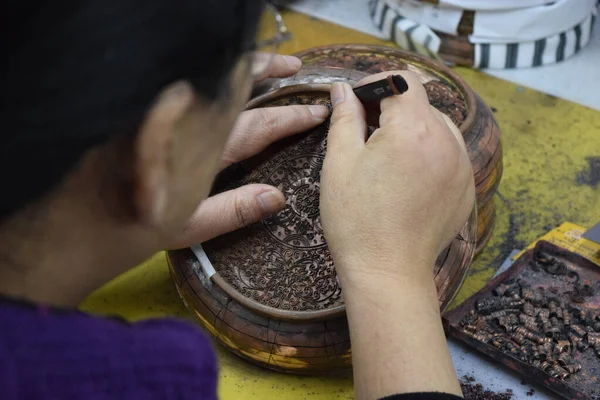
[132,81,195,227]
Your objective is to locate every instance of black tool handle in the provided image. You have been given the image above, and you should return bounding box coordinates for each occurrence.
[352,74,408,103]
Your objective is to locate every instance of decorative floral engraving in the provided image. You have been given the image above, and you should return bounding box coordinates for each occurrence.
[202,95,343,311]
[203,70,470,312]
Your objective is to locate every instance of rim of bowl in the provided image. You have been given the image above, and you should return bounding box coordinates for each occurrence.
[195,59,478,320]
[293,44,477,135]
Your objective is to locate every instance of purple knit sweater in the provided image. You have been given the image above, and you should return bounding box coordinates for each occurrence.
[0,296,218,399]
[0,297,465,400]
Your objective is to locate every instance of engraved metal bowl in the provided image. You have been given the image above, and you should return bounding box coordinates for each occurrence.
[291,44,502,252]
[168,44,501,374]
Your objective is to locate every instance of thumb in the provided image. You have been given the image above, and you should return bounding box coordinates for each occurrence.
[327,83,367,157]
[168,184,285,249]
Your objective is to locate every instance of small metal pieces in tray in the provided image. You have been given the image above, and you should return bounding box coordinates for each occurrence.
[444,240,600,400]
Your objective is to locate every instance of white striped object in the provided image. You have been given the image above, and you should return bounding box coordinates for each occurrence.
[369,0,443,60]
[371,0,598,69]
[470,0,597,44]
[389,0,463,35]
[389,0,596,42]
[474,10,597,69]
[436,0,565,11]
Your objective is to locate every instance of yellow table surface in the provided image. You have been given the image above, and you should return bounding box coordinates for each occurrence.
[80,11,600,400]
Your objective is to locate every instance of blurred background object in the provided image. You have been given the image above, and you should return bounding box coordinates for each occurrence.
[283,0,600,110]
[368,0,598,69]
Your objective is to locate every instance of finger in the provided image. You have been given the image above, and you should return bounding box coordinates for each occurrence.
[220,104,330,170]
[327,82,367,156]
[168,184,285,249]
[253,54,302,82]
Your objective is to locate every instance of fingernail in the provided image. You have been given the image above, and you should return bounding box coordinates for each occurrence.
[308,105,330,120]
[257,191,284,214]
[283,55,302,69]
[331,83,346,107]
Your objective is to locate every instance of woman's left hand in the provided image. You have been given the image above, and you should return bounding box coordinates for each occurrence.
[168,55,329,249]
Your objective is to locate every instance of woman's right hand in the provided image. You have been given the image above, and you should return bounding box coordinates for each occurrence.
[320,71,474,399]
[320,70,475,284]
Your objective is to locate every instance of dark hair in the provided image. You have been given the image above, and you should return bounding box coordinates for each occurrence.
[1,0,262,218]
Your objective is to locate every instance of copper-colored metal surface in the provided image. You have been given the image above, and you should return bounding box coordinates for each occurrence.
[292,45,502,249]
[168,248,354,374]
[437,32,475,67]
[207,86,344,322]
[440,9,475,66]
[444,241,600,400]
[204,85,477,320]
[167,45,502,373]
[293,45,475,129]
[168,87,476,373]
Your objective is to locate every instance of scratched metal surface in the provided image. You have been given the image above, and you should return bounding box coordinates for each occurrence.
[80,11,600,400]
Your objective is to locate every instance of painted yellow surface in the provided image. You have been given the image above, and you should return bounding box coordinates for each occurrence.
[80,11,600,400]
[515,222,600,263]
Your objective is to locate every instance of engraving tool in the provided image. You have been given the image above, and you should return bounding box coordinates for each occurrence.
[352,74,409,103]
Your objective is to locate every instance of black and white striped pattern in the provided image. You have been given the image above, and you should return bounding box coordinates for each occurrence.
[474,10,597,69]
[368,0,443,61]
[370,0,598,69]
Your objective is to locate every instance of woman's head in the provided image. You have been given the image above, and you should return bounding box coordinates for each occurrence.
[0,0,263,298]
[2,0,263,215]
